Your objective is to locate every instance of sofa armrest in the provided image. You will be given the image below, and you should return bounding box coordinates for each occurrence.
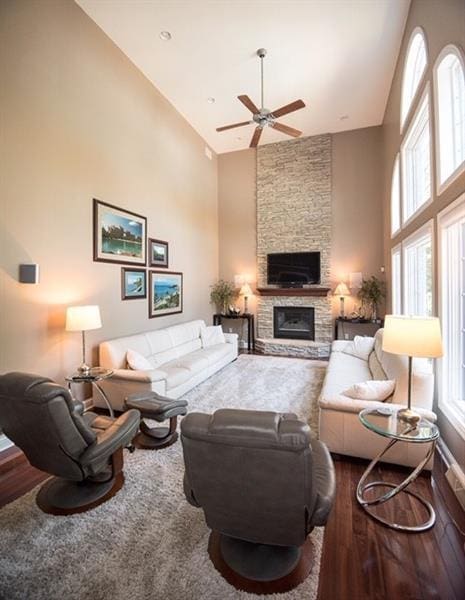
[224,333,238,344]
[331,340,352,352]
[110,368,168,383]
[319,394,437,422]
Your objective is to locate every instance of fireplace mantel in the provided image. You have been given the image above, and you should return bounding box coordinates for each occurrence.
[257,287,330,297]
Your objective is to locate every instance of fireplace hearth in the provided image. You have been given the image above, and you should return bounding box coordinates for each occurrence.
[273,307,315,341]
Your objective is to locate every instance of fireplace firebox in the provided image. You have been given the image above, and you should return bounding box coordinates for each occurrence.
[273,307,315,341]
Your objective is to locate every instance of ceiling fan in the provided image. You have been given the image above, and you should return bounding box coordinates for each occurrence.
[216,48,306,148]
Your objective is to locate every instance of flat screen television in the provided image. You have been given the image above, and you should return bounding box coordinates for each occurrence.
[267,252,320,287]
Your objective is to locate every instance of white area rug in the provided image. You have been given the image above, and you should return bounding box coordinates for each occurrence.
[0,355,327,600]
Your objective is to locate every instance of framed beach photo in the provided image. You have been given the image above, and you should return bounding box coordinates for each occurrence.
[93,199,147,265]
[149,238,169,268]
[121,268,147,300]
[149,271,183,318]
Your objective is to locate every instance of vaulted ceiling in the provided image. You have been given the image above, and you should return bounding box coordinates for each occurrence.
[77,0,410,154]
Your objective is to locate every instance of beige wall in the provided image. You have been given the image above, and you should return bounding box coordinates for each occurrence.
[381,0,465,467]
[217,126,385,335]
[0,0,218,383]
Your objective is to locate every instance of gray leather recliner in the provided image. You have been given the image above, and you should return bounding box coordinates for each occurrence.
[0,372,140,514]
[181,408,336,592]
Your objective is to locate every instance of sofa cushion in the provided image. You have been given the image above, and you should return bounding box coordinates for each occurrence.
[126,349,153,371]
[341,336,375,361]
[321,352,372,401]
[200,343,233,366]
[343,380,396,401]
[176,349,209,373]
[163,366,192,390]
[368,351,387,380]
[201,325,226,348]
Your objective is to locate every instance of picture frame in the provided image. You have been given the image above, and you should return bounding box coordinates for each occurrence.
[93,198,147,265]
[121,268,147,300]
[149,270,183,318]
[149,238,169,268]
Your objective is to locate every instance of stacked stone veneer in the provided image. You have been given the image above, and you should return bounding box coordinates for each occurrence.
[256,135,332,353]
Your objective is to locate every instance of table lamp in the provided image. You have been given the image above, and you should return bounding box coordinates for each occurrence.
[334,282,350,318]
[240,283,253,314]
[382,315,443,423]
[66,305,102,374]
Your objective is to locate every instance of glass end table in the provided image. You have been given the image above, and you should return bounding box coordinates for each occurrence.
[356,406,439,532]
[65,367,114,418]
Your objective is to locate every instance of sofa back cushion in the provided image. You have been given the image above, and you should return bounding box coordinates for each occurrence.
[99,320,205,369]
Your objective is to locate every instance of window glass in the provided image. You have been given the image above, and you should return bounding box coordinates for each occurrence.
[403,224,433,316]
[401,30,428,127]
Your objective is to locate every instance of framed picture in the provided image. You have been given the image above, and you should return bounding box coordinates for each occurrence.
[149,270,183,318]
[149,238,169,268]
[121,268,147,300]
[93,198,147,265]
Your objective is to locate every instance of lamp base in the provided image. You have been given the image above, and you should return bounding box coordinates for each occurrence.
[397,407,421,425]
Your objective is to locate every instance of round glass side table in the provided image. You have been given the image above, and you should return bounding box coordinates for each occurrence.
[65,367,114,418]
[356,406,439,533]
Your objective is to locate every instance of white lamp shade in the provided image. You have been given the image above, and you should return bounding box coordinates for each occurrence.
[334,282,350,297]
[382,315,443,358]
[240,283,253,296]
[66,305,102,332]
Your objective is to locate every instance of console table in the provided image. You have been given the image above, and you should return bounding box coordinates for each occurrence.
[213,313,255,352]
[335,318,383,340]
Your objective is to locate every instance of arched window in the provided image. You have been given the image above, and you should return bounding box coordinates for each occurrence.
[391,155,401,236]
[434,45,465,192]
[401,28,428,128]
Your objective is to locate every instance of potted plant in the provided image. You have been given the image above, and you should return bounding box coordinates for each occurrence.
[357,276,386,322]
[210,280,238,314]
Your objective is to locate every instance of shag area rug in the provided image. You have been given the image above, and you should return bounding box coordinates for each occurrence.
[0,355,327,600]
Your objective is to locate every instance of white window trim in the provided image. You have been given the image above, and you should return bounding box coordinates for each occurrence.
[401,26,429,133]
[400,84,434,228]
[401,218,435,316]
[437,192,465,440]
[433,44,465,196]
[391,154,401,238]
[391,243,402,314]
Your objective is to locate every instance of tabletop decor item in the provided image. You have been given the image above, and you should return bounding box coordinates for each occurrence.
[93,198,146,265]
[148,238,169,268]
[121,268,146,300]
[65,305,102,374]
[334,281,350,318]
[357,276,386,321]
[210,279,238,314]
[149,271,183,318]
[382,315,443,423]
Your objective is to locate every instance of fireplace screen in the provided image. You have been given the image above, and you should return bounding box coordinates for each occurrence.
[273,307,315,340]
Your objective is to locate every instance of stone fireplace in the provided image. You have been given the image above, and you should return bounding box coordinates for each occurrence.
[255,134,332,358]
[273,307,315,340]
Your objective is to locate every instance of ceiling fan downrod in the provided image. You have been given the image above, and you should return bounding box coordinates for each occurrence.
[257,48,267,112]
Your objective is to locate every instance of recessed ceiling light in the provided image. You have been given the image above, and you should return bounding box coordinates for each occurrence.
[159,31,172,41]
[207,97,215,104]
[339,115,349,120]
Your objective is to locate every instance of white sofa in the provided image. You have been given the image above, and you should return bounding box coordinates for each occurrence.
[318,329,436,469]
[96,320,238,411]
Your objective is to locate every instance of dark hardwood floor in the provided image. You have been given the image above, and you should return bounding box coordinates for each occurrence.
[1,447,464,599]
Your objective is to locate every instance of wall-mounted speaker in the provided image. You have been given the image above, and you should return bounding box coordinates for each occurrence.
[19,264,40,284]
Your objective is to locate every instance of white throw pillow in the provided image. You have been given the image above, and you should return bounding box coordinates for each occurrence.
[341,335,375,361]
[201,325,226,348]
[343,379,396,401]
[126,349,153,371]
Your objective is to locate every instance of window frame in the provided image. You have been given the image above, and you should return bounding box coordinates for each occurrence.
[401,219,435,317]
[400,84,434,228]
[391,243,402,314]
[391,154,401,237]
[437,192,465,440]
[400,27,428,132]
[433,44,465,196]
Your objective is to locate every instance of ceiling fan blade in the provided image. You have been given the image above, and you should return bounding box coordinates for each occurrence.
[271,99,305,119]
[238,95,260,114]
[250,127,263,148]
[270,122,302,138]
[216,121,252,132]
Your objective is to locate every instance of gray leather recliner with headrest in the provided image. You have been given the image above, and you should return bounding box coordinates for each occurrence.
[181,408,336,592]
[0,372,140,514]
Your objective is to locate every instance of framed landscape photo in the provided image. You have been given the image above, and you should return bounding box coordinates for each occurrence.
[149,270,183,318]
[149,238,169,268]
[121,268,147,300]
[93,199,147,265]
